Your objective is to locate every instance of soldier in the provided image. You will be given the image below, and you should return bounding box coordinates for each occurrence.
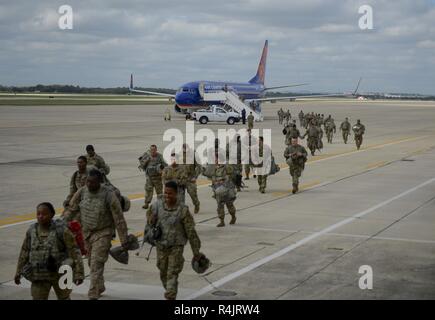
[352,119,366,150]
[285,110,291,126]
[85,145,110,175]
[250,136,272,193]
[241,129,256,180]
[277,108,284,125]
[180,144,201,213]
[139,145,168,209]
[298,110,304,127]
[164,107,171,121]
[65,169,129,300]
[162,152,189,205]
[302,121,321,156]
[226,135,244,192]
[247,112,255,130]
[15,202,84,300]
[146,181,202,300]
[283,122,302,146]
[284,137,308,194]
[63,156,89,209]
[340,117,351,144]
[317,123,324,152]
[203,151,237,227]
[325,117,336,144]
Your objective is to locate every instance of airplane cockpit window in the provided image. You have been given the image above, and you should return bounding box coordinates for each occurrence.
[182,88,189,92]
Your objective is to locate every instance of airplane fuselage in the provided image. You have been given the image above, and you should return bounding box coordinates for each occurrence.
[175,81,265,110]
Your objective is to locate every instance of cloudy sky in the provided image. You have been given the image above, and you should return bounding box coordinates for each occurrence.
[0,0,434,94]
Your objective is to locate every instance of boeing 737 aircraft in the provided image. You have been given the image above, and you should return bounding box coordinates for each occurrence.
[129,40,359,114]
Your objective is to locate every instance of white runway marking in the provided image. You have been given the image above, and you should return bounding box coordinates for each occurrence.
[184,176,435,300]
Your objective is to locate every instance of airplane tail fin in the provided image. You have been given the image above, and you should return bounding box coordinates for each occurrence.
[249,40,268,85]
[130,74,133,90]
[353,77,362,96]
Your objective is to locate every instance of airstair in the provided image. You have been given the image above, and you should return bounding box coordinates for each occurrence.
[201,89,263,121]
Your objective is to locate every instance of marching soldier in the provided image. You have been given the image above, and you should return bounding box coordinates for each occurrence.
[15,202,84,300]
[277,108,284,125]
[340,117,351,144]
[146,181,202,300]
[247,112,255,130]
[164,107,171,121]
[285,110,291,126]
[63,156,90,209]
[139,145,168,209]
[352,119,366,150]
[325,117,336,144]
[203,150,237,227]
[302,121,321,156]
[251,136,272,193]
[85,145,110,175]
[283,122,302,146]
[284,137,308,194]
[180,144,201,213]
[65,169,129,300]
[241,129,256,180]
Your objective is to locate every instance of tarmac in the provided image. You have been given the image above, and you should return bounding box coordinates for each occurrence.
[1,99,435,300]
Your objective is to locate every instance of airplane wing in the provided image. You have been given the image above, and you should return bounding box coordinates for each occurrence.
[128,73,175,98]
[246,93,350,102]
[129,88,175,97]
[263,83,309,91]
[248,78,362,102]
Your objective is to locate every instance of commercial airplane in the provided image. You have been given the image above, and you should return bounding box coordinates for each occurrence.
[129,40,359,113]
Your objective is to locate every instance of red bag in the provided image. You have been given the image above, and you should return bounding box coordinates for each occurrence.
[68,221,87,256]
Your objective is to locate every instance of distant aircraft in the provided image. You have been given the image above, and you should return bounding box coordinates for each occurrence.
[129,40,359,116]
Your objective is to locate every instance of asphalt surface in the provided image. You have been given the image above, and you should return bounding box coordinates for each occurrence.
[0,99,434,299]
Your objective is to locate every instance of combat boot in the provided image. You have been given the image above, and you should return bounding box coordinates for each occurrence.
[229,214,237,225]
[216,219,225,227]
[194,204,200,214]
[142,203,149,209]
[292,183,298,194]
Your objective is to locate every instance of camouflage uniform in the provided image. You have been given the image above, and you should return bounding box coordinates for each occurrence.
[250,143,272,193]
[340,119,351,144]
[352,121,366,150]
[146,198,201,300]
[203,164,237,227]
[15,220,84,300]
[247,114,255,130]
[241,133,255,180]
[86,153,110,175]
[179,155,202,213]
[325,119,336,144]
[284,143,308,193]
[63,168,90,208]
[302,124,321,156]
[318,125,324,151]
[67,185,128,300]
[285,110,291,125]
[139,151,167,208]
[283,124,302,145]
[278,109,284,125]
[162,164,189,205]
[164,108,171,121]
